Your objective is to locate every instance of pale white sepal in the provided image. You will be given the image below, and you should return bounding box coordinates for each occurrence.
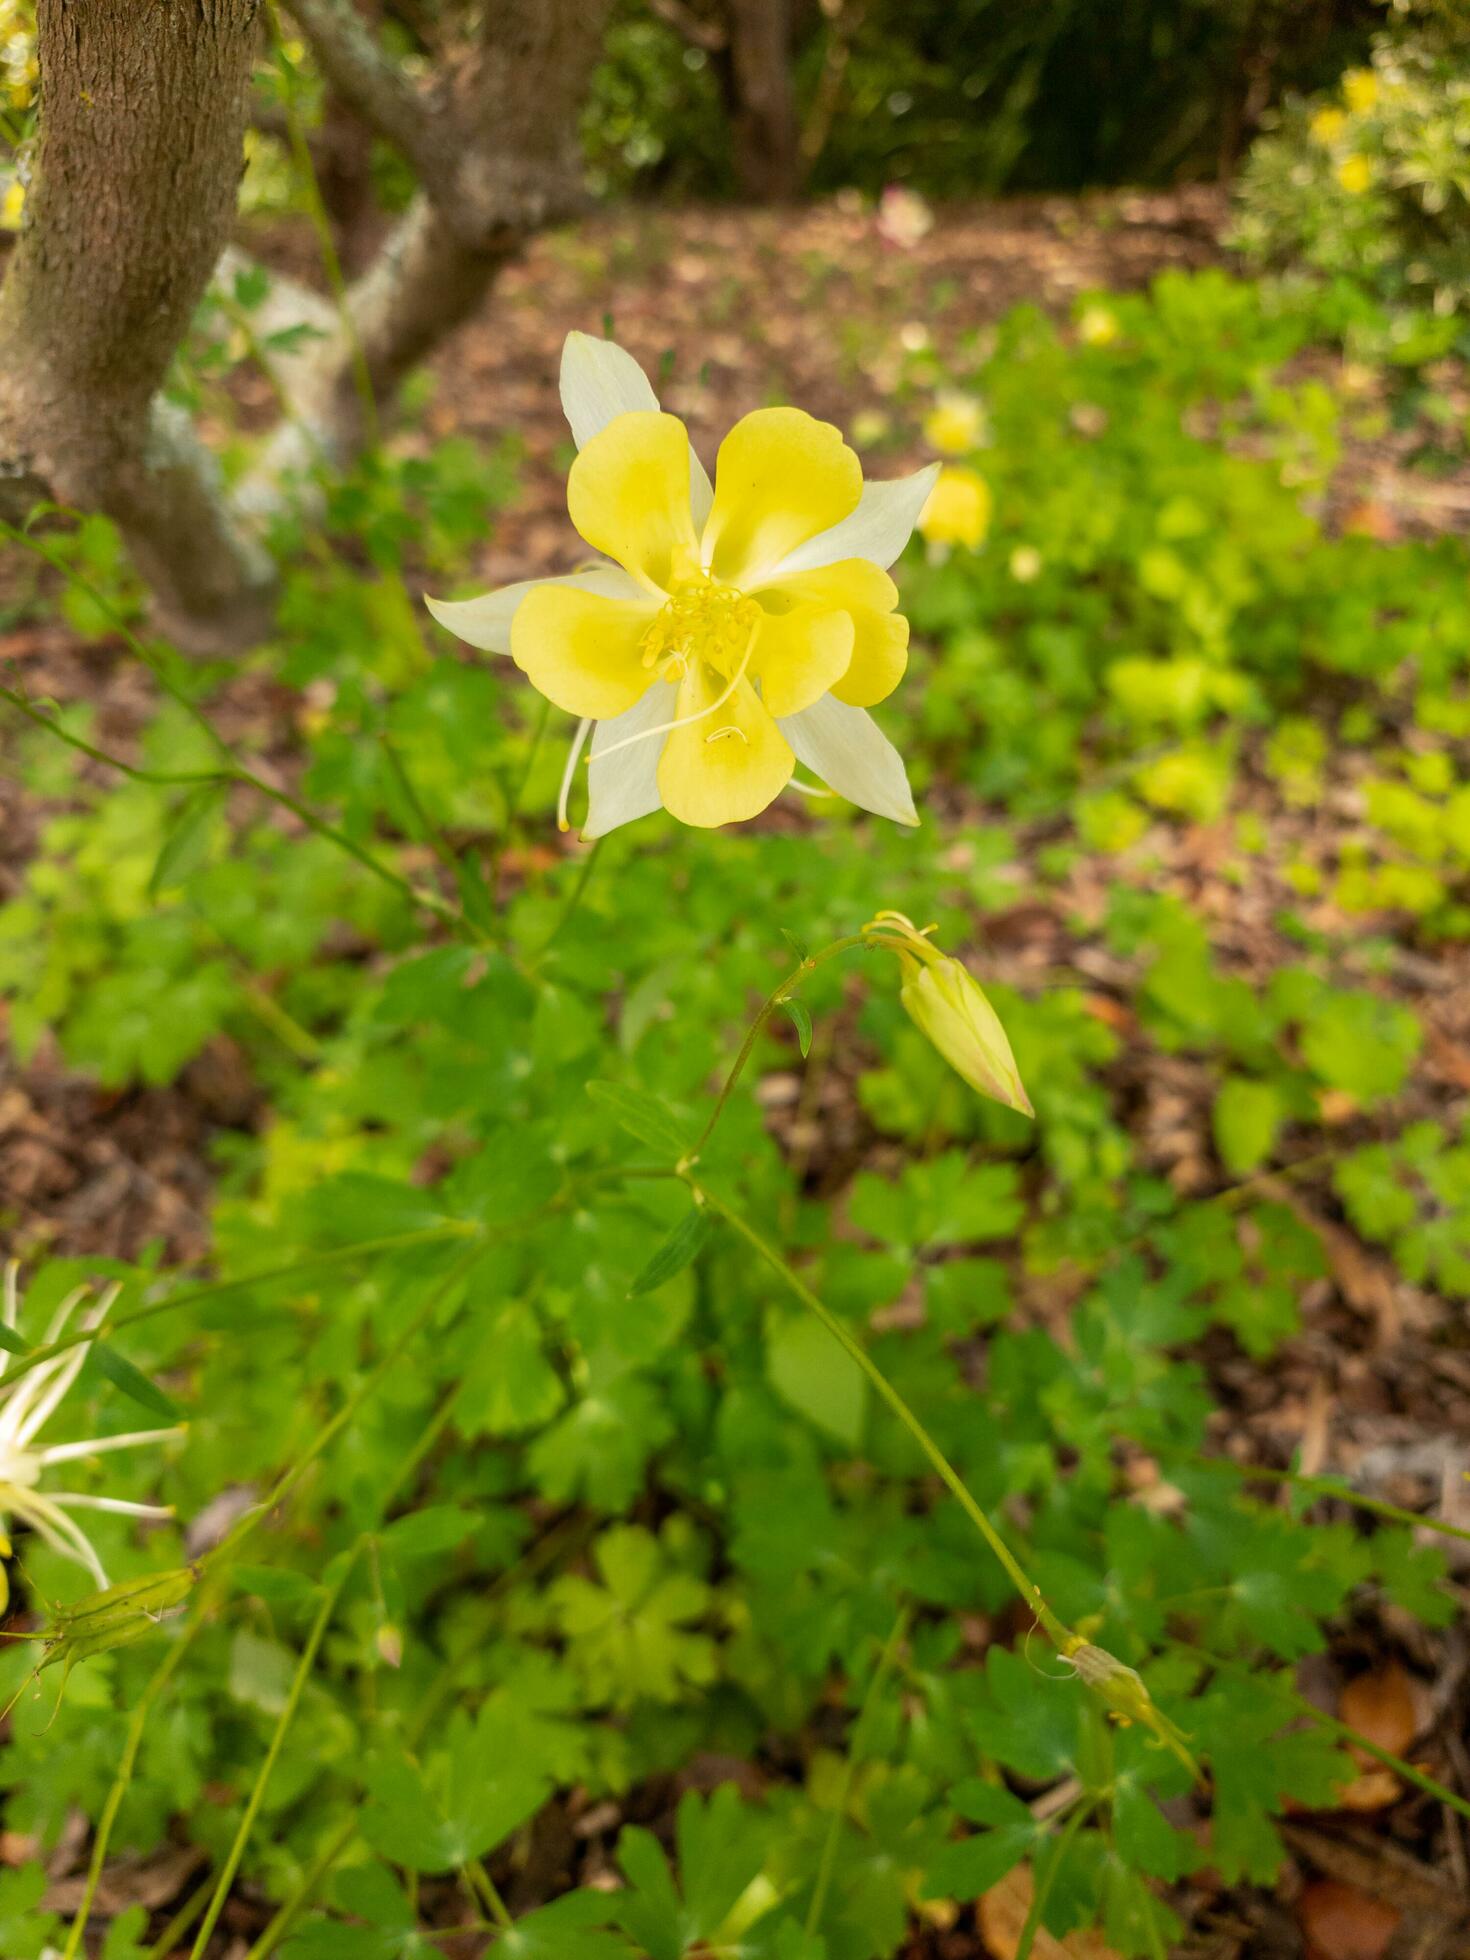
[583,681,679,839]
[424,566,644,655]
[560,330,715,538]
[763,463,942,577]
[779,695,919,826]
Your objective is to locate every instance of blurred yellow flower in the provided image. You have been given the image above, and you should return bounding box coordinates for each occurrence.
[918,466,991,550]
[1343,68,1378,114]
[1309,106,1347,146]
[1009,544,1043,583]
[0,177,23,230]
[1077,304,1120,348]
[429,333,936,836]
[923,392,987,456]
[1337,153,1374,195]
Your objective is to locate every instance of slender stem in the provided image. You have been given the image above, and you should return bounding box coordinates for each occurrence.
[806,1604,910,1939]
[0,684,226,786]
[689,1178,1072,1650]
[205,1243,484,1573]
[379,732,459,877]
[144,1876,212,1960]
[463,1857,514,1930]
[0,1225,480,1395]
[686,933,880,1162]
[1174,1642,1470,1823]
[189,1547,362,1959]
[0,520,466,936]
[1185,1452,1470,1548]
[539,837,604,952]
[60,1616,206,1960]
[1014,1798,1093,1960]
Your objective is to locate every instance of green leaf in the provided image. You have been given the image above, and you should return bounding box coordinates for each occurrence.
[1212,1076,1282,1177]
[778,995,813,1057]
[149,782,227,897]
[630,1206,711,1295]
[766,1312,867,1449]
[90,1341,179,1420]
[586,1080,686,1157]
[0,1323,28,1357]
[361,1718,548,1873]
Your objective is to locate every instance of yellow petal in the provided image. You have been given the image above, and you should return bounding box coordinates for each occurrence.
[752,606,853,718]
[566,410,701,593]
[657,661,794,828]
[702,408,863,584]
[510,583,660,719]
[756,560,908,707]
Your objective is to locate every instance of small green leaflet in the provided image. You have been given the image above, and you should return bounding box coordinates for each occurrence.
[586,1080,687,1157]
[0,1324,27,1357]
[778,995,813,1058]
[92,1342,179,1421]
[149,782,227,898]
[630,1206,712,1295]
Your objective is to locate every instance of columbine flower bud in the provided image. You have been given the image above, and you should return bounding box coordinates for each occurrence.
[1064,1638,1198,1777]
[867,912,1032,1116]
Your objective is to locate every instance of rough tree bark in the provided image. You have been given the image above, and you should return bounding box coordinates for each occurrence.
[0,0,276,652]
[0,0,611,652]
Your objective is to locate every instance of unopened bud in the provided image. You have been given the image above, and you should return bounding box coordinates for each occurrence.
[1064,1638,1198,1777]
[868,912,1032,1116]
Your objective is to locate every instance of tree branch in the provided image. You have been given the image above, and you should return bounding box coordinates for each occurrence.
[281,0,447,192]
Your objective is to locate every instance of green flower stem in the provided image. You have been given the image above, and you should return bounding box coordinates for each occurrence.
[143,1876,212,1960]
[687,1177,1073,1652]
[805,1603,911,1940]
[189,1545,363,1960]
[539,835,605,953]
[1173,1642,1470,1823]
[59,1614,207,1960]
[463,1856,515,1931]
[1014,1794,1094,1960]
[686,930,899,1163]
[0,520,469,940]
[1185,1452,1470,1548]
[0,1223,482,1396]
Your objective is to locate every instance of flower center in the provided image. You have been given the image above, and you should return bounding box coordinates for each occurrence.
[640,575,760,683]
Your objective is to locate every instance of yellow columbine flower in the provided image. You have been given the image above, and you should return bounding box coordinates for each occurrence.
[1337,153,1373,195]
[1342,68,1378,115]
[0,1263,181,1596]
[917,465,991,551]
[0,177,23,231]
[869,912,1032,1116]
[1309,106,1347,146]
[428,332,936,835]
[923,392,988,456]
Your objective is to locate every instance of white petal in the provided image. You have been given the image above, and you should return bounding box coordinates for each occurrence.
[425,567,644,655]
[560,331,714,543]
[764,464,942,577]
[778,695,919,826]
[583,682,678,840]
[560,330,662,447]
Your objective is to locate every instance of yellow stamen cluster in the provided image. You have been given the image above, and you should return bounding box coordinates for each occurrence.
[640,576,761,683]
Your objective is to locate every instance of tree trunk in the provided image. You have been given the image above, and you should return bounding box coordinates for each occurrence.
[721,0,800,202]
[0,0,275,653]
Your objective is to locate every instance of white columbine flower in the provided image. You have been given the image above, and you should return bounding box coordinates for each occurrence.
[0,1264,180,1602]
[427,331,940,839]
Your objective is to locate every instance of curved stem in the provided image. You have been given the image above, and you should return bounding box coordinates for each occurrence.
[1183,1451,1470,1548]
[686,931,885,1163]
[688,1177,1072,1650]
[189,1545,362,1958]
[540,835,604,952]
[59,1616,206,1960]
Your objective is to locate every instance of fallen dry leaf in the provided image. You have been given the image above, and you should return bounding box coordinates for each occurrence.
[1298,1877,1401,1960]
[1336,1661,1420,1810]
[979,1864,1124,1960]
